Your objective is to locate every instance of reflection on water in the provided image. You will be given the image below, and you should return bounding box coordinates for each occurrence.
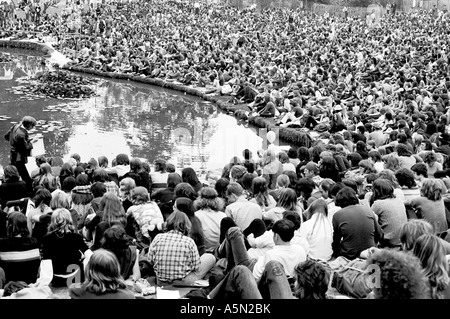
[0,48,287,173]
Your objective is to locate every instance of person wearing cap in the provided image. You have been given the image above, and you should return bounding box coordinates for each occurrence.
[301,161,323,187]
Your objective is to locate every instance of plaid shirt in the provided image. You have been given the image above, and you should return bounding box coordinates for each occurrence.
[148,230,200,282]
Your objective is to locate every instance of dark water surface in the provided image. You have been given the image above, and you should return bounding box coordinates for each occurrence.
[0,48,289,173]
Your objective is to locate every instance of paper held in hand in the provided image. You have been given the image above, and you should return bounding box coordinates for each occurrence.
[31,137,45,157]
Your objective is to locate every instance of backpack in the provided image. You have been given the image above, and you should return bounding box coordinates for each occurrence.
[330,257,372,299]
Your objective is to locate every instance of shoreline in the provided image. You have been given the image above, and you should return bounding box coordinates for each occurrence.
[0,39,313,147]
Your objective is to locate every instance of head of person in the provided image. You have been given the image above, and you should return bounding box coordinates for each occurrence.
[165,172,182,190]
[424,152,438,166]
[35,155,47,167]
[295,177,316,201]
[33,188,52,207]
[225,182,244,204]
[22,116,37,130]
[283,211,301,231]
[252,176,269,196]
[262,149,277,166]
[241,173,256,194]
[98,156,109,168]
[278,151,290,164]
[319,178,335,200]
[420,178,446,201]
[165,210,191,236]
[115,153,130,166]
[412,234,450,299]
[411,162,428,180]
[4,165,20,182]
[297,146,310,163]
[166,163,176,173]
[272,219,295,244]
[378,169,400,188]
[173,197,195,217]
[368,150,382,163]
[174,182,198,201]
[335,186,359,208]
[276,174,290,189]
[100,224,129,258]
[92,168,110,183]
[395,168,417,189]
[6,211,29,238]
[328,182,346,201]
[242,149,252,161]
[347,153,363,169]
[37,163,52,177]
[400,219,434,251]
[276,188,298,211]
[71,153,81,164]
[366,249,431,299]
[229,165,247,183]
[287,147,298,160]
[62,176,77,193]
[193,187,223,212]
[396,144,412,157]
[131,186,150,205]
[306,198,328,220]
[100,192,126,225]
[129,158,142,172]
[382,154,401,171]
[50,190,71,210]
[182,167,200,187]
[119,177,136,196]
[83,248,127,294]
[302,162,319,178]
[154,159,167,173]
[60,162,74,177]
[48,208,75,235]
[358,159,377,174]
[370,178,395,205]
[293,259,330,299]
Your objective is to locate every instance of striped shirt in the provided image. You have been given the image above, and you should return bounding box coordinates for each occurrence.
[148,230,200,282]
[0,237,41,284]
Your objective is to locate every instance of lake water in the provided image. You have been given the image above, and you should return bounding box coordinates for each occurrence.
[0,48,290,175]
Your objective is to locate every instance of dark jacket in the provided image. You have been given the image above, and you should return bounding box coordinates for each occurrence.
[4,124,33,163]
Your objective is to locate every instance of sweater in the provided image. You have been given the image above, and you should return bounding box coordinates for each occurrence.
[332,204,383,260]
[407,197,448,233]
[371,198,408,247]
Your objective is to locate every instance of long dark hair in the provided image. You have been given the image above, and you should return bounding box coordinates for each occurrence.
[370,179,395,206]
[182,167,200,188]
[175,197,204,251]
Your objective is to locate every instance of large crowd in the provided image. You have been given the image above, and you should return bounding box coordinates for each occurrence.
[1,0,450,300]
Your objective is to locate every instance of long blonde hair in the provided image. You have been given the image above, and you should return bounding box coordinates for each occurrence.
[413,234,450,299]
[83,249,127,294]
[306,199,332,240]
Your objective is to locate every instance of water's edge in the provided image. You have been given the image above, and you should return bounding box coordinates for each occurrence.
[0,39,310,147]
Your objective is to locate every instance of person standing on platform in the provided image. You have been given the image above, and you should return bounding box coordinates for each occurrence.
[4,116,37,196]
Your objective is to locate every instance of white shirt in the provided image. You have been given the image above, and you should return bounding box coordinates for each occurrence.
[299,214,333,261]
[252,244,307,283]
[225,197,263,231]
[195,209,226,253]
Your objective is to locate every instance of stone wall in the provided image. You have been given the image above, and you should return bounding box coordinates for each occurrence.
[0,39,54,55]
